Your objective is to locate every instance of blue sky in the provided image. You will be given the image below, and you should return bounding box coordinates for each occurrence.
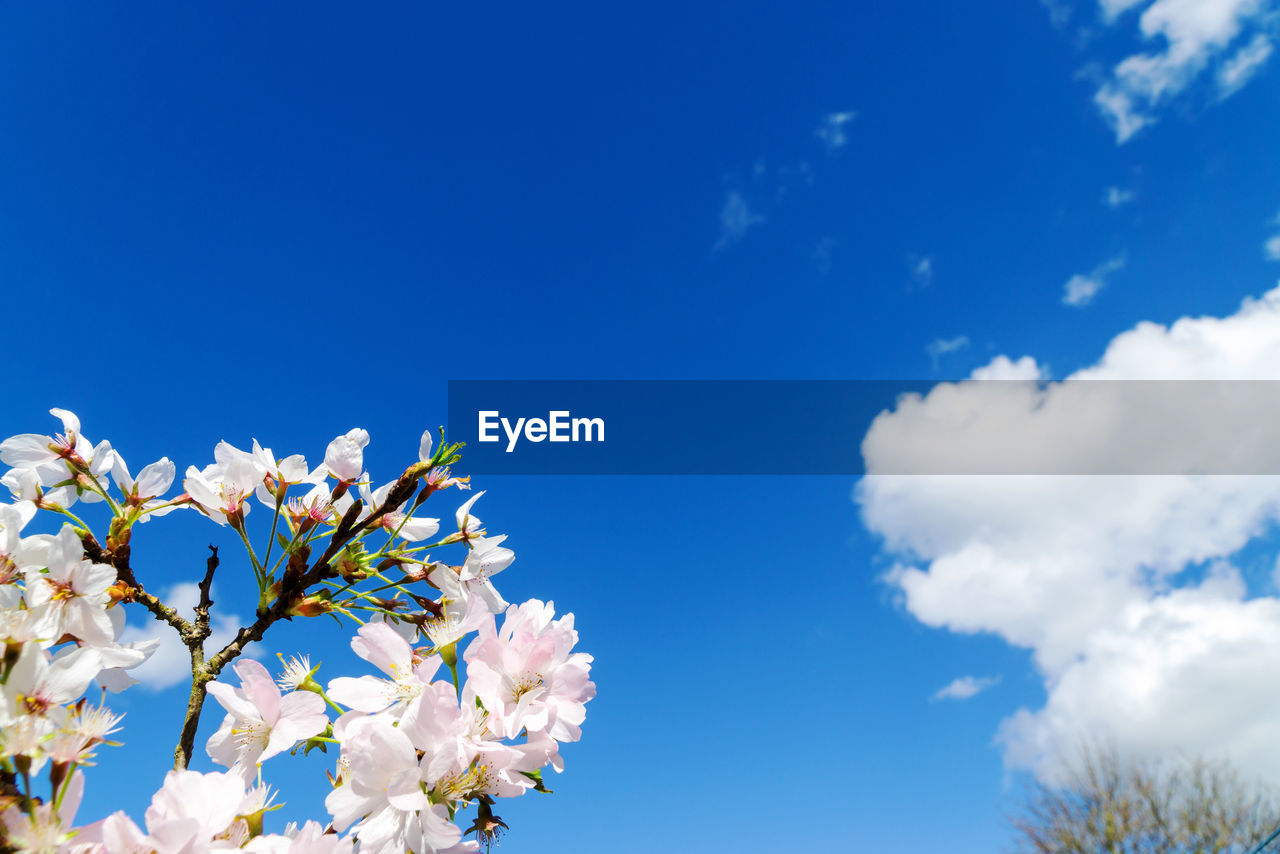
[3,2,1280,851]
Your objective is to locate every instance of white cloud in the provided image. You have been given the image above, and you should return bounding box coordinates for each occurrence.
[932,675,1001,701]
[969,354,1043,381]
[1042,0,1074,29]
[116,582,253,690]
[1105,185,1136,207]
[1062,255,1125,306]
[1090,0,1276,143]
[1100,0,1149,20]
[714,191,765,251]
[815,111,858,152]
[908,254,934,289]
[858,285,1280,786]
[926,335,970,368]
[1264,212,1280,260]
[1266,234,1280,260]
[1217,32,1275,97]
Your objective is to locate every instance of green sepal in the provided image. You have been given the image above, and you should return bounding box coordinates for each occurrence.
[520,769,553,794]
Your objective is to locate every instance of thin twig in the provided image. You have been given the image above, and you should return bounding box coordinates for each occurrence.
[195,546,218,638]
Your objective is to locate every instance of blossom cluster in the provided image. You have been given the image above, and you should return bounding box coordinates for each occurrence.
[0,410,594,853]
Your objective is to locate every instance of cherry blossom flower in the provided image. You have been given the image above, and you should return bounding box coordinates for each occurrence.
[24,525,116,646]
[424,465,470,494]
[141,768,253,853]
[463,600,595,743]
[207,440,326,509]
[0,408,91,470]
[0,500,48,609]
[0,768,85,853]
[457,535,515,613]
[1,465,74,509]
[205,659,328,777]
[451,492,486,545]
[283,482,336,532]
[46,700,126,766]
[0,410,118,509]
[89,607,162,693]
[243,821,354,854]
[0,645,103,729]
[358,479,440,542]
[424,566,497,649]
[324,429,370,485]
[326,623,441,719]
[73,809,151,854]
[325,714,463,854]
[111,455,180,520]
[275,653,318,692]
[183,458,262,525]
[400,680,543,804]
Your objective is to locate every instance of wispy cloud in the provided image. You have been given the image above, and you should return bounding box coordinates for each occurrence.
[1266,235,1280,261]
[932,675,1001,702]
[1217,32,1274,100]
[1264,211,1280,261]
[908,254,934,289]
[1041,0,1073,30]
[926,335,970,368]
[1084,0,1276,143]
[1062,255,1125,307]
[1104,186,1135,208]
[714,191,765,250]
[815,111,858,152]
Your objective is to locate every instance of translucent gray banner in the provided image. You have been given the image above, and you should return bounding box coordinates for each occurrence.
[445,380,1280,474]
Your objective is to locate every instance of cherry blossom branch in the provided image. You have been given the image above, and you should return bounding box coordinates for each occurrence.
[171,546,220,769]
[79,533,193,637]
[174,644,212,769]
[203,474,421,677]
[196,545,218,636]
[0,413,595,850]
[82,474,424,771]
[81,530,220,769]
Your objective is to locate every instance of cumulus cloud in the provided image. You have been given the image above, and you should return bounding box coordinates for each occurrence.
[1063,255,1125,306]
[116,582,253,690]
[932,675,1001,701]
[714,191,765,250]
[858,285,1280,786]
[1090,0,1276,143]
[815,110,858,152]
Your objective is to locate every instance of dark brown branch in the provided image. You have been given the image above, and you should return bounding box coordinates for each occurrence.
[80,532,193,636]
[195,546,218,638]
[174,645,211,769]
[80,530,212,768]
[173,547,218,768]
